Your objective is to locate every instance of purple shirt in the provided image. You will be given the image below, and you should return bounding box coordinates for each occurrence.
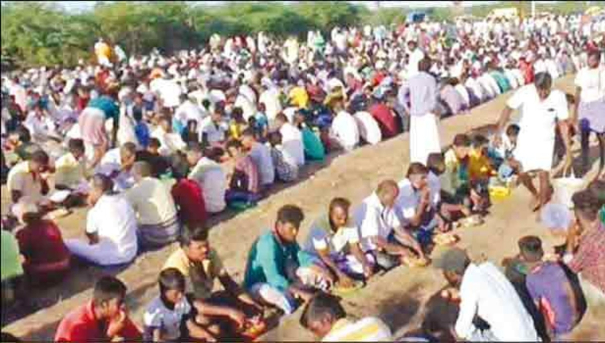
[440,85,465,115]
[400,72,438,116]
[526,262,575,336]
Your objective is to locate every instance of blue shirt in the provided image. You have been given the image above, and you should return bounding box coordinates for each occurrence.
[88,96,119,121]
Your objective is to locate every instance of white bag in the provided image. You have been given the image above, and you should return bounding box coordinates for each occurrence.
[552,171,585,208]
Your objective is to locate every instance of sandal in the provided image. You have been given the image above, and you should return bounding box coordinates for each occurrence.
[332,281,364,296]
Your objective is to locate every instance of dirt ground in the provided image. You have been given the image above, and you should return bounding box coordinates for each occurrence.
[2,74,604,341]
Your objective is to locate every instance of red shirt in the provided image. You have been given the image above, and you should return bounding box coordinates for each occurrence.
[17,220,70,278]
[55,301,141,343]
[369,103,400,139]
[171,179,207,228]
[568,224,605,294]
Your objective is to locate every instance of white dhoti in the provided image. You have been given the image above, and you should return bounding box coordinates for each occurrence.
[410,112,441,164]
[513,133,555,172]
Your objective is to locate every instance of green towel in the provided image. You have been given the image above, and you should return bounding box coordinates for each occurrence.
[1,231,23,282]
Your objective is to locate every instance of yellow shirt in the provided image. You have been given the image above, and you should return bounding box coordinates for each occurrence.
[163,248,225,300]
[125,177,177,226]
[54,153,87,188]
[288,87,309,109]
[95,42,111,59]
[322,317,392,342]
[7,161,44,203]
[468,149,494,180]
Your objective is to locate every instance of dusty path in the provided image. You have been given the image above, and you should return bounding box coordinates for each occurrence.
[2,75,604,341]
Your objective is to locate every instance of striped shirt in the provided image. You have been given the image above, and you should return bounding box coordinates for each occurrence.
[322,317,392,342]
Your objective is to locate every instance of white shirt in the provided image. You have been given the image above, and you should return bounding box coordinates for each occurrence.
[154,79,182,108]
[279,123,305,167]
[575,66,605,103]
[86,194,138,265]
[330,111,360,151]
[465,77,485,101]
[248,142,275,186]
[189,157,227,213]
[151,127,187,156]
[125,177,177,226]
[353,111,382,145]
[234,94,257,121]
[198,116,227,145]
[408,48,425,77]
[354,192,401,252]
[304,217,360,256]
[456,263,539,341]
[144,296,192,341]
[394,178,439,226]
[24,113,57,143]
[175,100,203,126]
[507,84,569,142]
[260,88,282,121]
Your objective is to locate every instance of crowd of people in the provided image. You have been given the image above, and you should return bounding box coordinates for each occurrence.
[1,10,604,342]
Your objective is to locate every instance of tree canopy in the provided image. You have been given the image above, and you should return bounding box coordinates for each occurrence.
[1,1,602,69]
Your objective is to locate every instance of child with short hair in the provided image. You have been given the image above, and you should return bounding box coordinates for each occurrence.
[228,107,247,141]
[444,134,488,215]
[144,268,215,342]
[489,124,520,182]
[426,153,472,233]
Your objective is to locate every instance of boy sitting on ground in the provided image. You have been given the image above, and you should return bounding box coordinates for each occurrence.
[426,153,472,233]
[144,268,217,342]
[225,139,261,205]
[444,134,488,215]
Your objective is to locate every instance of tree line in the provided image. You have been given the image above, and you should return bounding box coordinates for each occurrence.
[1,1,601,69]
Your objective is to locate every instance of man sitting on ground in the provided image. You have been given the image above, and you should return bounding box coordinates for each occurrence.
[162,227,263,339]
[65,174,138,266]
[304,197,375,287]
[55,276,141,342]
[125,161,180,249]
[300,292,392,341]
[437,248,539,341]
[355,180,427,270]
[244,205,332,315]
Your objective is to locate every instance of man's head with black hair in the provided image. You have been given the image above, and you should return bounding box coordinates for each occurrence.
[452,134,471,160]
[158,268,187,306]
[180,226,210,263]
[300,292,346,339]
[275,205,305,244]
[92,276,127,320]
[518,236,544,263]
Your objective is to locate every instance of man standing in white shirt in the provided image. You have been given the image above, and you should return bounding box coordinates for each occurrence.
[436,248,539,342]
[495,72,571,212]
[174,94,203,133]
[274,113,305,167]
[354,180,426,271]
[65,174,138,266]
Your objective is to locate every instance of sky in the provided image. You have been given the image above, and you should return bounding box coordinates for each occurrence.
[32,1,501,13]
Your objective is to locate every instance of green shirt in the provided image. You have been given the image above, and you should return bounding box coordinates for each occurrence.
[244,231,315,292]
[88,96,119,121]
[1,230,23,282]
[599,206,604,225]
[301,126,325,161]
[490,71,511,93]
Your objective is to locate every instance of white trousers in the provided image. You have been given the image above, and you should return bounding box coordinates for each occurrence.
[410,113,441,165]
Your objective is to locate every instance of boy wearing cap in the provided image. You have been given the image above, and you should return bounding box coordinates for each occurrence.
[437,248,539,342]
